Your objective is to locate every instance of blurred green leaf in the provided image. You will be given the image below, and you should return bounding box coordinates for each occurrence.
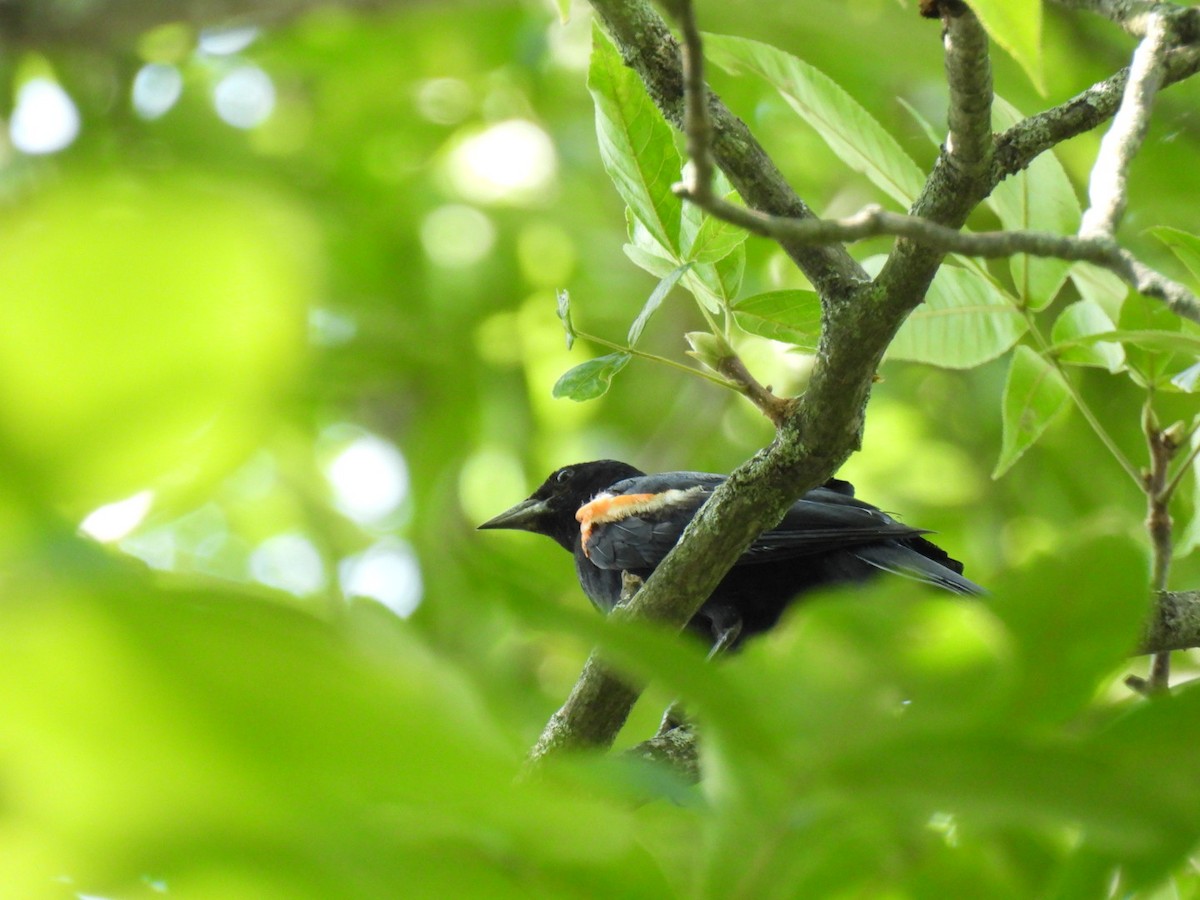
[0,574,675,898]
[552,352,632,401]
[994,345,1070,478]
[588,26,683,255]
[987,535,1149,723]
[1069,262,1129,321]
[888,265,1027,369]
[731,289,822,348]
[0,176,311,513]
[623,241,680,279]
[1118,294,1192,388]
[706,33,925,207]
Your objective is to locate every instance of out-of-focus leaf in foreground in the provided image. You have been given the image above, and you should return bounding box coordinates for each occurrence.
[0,175,312,514]
[0,562,671,899]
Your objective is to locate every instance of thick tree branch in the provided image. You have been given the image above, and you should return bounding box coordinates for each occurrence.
[625,724,700,783]
[528,649,642,760]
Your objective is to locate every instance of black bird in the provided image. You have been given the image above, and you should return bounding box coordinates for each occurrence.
[479,460,982,650]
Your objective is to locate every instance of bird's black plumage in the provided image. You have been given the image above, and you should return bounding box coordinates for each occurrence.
[479,460,982,648]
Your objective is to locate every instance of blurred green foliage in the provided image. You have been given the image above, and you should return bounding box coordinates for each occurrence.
[2,1,1200,896]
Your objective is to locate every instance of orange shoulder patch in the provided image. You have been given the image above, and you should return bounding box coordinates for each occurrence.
[575,487,704,558]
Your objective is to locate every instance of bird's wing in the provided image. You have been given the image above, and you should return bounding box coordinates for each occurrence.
[739,486,930,563]
[580,474,928,571]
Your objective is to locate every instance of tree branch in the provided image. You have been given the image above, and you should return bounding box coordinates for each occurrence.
[1050,0,1200,41]
[942,4,994,177]
[1080,12,1170,237]
[665,202,1200,325]
[529,1,1003,764]
[531,0,1200,763]
[587,0,866,296]
[992,43,1200,183]
[1139,590,1200,654]
[624,724,700,783]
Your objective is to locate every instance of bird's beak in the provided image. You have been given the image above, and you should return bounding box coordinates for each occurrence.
[477,496,548,532]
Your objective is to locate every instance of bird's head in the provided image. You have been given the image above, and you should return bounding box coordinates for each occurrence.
[477,459,642,551]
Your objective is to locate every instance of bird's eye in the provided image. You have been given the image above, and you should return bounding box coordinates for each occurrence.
[555,468,574,484]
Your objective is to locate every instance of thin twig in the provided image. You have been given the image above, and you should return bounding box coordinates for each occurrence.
[1022,310,1144,487]
[575,329,740,389]
[994,43,1200,182]
[1080,13,1171,237]
[1138,396,1177,693]
[1049,0,1200,41]
[673,0,714,203]
[1163,424,1200,499]
[671,0,793,426]
[663,200,1200,325]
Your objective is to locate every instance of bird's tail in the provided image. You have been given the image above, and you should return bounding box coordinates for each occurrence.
[851,542,985,595]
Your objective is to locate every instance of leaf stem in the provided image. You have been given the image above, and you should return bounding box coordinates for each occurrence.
[575,329,737,389]
[1023,310,1143,487]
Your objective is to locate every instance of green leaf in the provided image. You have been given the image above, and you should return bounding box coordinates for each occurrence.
[705,34,925,207]
[1172,360,1200,392]
[969,0,1044,92]
[556,288,575,350]
[896,96,943,149]
[731,290,822,349]
[685,204,749,265]
[1150,226,1200,285]
[0,175,312,514]
[627,264,689,347]
[588,26,683,254]
[684,243,745,315]
[1101,687,1200,887]
[989,535,1148,723]
[623,243,679,280]
[1050,300,1124,371]
[988,97,1078,310]
[552,352,631,401]
[993,345,1070,478]
[1069,261,1129,321]
[887,266,1027,369]
[679,166,746,266]
[1071,329,1200,356]
[1118,293,1191,388]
